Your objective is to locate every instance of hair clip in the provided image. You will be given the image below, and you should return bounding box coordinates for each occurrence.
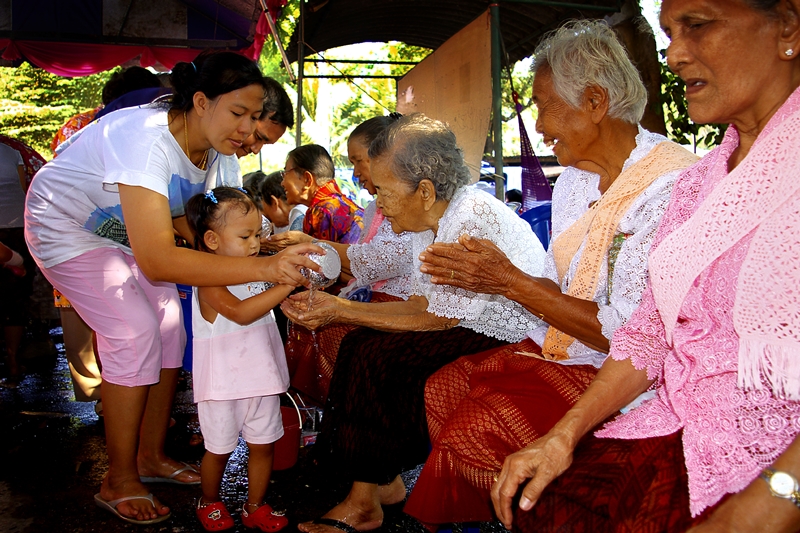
[237,187,248,194]
[205,189,218,204]
[389,112,403,121]
[190,61,197,72]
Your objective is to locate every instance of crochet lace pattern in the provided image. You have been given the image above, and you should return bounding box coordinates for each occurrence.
[409,186,547,343]
[599,87,800,515]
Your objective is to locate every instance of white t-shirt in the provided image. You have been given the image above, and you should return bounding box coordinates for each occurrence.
[273,204,308,234]
[0,143,26,229]
[25,106,241,268]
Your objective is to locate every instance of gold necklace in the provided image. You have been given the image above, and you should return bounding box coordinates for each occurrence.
[183,110,209,170]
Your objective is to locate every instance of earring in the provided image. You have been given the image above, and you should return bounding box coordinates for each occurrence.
[787,49,795,57]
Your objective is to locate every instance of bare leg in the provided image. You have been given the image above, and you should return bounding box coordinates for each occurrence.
[136,367,200,483]
[298,481,383,533]
[99,380,170,521]
[378,475,406,505]
[200,450,230,504]
[244,442,274,511]
[61,308,101,401]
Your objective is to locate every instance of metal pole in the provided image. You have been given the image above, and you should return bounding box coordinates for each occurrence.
[295,0,304,147]
[490,3,504,201]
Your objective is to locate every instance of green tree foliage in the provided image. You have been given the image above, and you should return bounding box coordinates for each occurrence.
[0,63,114,158]
[659,50,726,150]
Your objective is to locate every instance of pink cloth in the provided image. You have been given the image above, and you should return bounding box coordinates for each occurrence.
[598,87,800,516]
[0,39,203,77]
[649,86,800,400]
[40,247,185,387]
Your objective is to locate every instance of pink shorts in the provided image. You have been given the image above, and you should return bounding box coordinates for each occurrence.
[198,395,284,455]
[41,247,185,387]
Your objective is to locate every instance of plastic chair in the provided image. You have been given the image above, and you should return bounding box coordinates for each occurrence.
[520,202,552,250]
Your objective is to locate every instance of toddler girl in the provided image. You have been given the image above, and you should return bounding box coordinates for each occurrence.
[186,186,292,532]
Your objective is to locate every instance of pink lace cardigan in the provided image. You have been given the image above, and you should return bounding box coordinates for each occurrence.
[597,88,800,516]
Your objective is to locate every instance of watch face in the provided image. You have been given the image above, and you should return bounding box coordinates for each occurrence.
[771,472,797,497]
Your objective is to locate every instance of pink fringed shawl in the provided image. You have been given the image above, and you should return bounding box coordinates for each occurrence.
[648,87,800,401]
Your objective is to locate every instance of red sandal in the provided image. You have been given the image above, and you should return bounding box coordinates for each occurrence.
[241,503,288,532]
[196,500,234,531]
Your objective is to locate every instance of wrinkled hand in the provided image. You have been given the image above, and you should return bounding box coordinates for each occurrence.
[281,289,341,330]
[267,230,314,251]
[491,429,576,530]
[418,234,520,295]
[264,242,323,287]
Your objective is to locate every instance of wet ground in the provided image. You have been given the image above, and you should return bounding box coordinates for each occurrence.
[0,324,506,533]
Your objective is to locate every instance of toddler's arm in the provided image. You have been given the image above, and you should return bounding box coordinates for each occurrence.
[198,284,294,326]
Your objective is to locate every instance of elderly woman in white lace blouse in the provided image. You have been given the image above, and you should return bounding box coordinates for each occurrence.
[273,115,415,404]
[282,113,546,533]
[404,20,700,529]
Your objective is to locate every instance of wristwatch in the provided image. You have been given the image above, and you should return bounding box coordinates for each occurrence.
[759,468,800,509]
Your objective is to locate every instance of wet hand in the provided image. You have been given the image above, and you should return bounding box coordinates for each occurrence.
[491,429,576,530]
[419,234,519,295]
[281,290,339,329]
[265,243,323,287]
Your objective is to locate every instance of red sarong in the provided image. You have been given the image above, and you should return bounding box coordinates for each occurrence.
[285,292,402,404]
[405,338,597,524]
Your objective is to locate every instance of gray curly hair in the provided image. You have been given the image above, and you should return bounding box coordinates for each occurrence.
[532,19,646,125]
[367,113,471,202]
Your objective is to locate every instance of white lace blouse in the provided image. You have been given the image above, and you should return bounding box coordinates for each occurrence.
[410,185,547,343]
[528,127,683,368]
[346,201,414,299]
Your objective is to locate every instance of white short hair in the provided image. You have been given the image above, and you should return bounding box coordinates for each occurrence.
[532,19,646,125]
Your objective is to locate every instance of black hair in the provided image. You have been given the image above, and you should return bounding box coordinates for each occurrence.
[262,77,294,128]
[243,171,268,205]
[186,186,258,252]
[168,51,267,112]
[505,189,523,203]
[102,66,161,105]
[349,113,402,146]
[287,144,335,185]
[258,171,288,205]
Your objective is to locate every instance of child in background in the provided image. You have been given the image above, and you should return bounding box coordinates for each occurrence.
[185,187,291,532]
[244,170,307,234]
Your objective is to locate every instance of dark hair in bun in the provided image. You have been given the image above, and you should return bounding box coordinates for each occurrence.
[169,51,266,112]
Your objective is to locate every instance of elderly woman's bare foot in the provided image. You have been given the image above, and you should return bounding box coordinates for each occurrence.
[378,475,406,505]
[297,499,382,533]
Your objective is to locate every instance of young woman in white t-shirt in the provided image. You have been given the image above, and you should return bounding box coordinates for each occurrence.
[24,52,321,525]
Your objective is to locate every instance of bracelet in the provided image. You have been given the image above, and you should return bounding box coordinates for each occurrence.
[760,467,800,509]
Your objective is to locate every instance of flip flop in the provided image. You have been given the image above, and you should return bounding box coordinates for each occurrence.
[311,518,359,533]
[140,462,200,485]
[94,493,171,525]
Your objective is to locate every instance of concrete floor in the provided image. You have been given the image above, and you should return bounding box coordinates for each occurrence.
[0,325,505,533]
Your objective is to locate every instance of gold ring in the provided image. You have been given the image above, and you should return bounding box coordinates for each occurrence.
[493,473,499,482]
[450,270,455,279]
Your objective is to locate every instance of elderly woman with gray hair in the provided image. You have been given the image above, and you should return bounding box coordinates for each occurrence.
[404,19,699,529]
[282,113,547,533]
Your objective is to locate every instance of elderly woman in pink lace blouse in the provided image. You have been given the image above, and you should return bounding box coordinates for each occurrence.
[490,0,800,532]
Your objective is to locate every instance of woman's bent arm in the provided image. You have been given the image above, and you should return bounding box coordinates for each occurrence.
[282,291,458,332]
[688,435,800,533]
[119,184,321,287]
[420,235,609,351]
[491,356,652,529]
